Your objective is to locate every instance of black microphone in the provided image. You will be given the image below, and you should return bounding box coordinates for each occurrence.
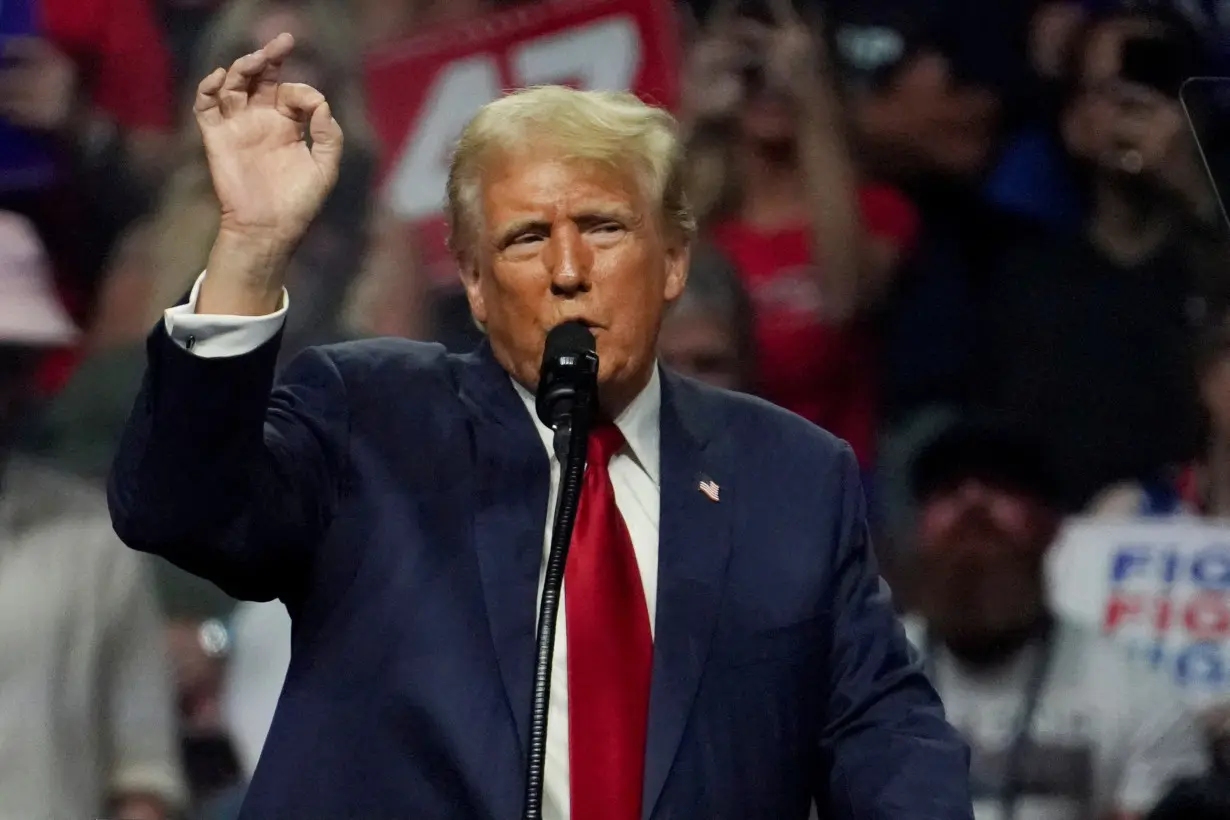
[523,320,598,820]
[535,321,599,456]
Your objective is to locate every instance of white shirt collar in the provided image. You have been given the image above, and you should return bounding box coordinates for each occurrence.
[512,366,661,487]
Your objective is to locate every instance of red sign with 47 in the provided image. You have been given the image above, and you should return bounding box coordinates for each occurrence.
[364,0,682,225]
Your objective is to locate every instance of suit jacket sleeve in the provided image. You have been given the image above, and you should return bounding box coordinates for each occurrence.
[816,444,973,819]
[107,322,349,601]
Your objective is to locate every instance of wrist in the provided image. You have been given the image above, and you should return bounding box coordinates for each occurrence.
[199,230,292,316]
[212,226,296,270]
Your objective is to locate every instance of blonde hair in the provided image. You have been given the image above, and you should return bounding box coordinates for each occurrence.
[445,85,695,265]
[140,0,372,324]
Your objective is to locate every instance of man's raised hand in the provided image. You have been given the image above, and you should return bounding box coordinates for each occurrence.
[194,34,343,312]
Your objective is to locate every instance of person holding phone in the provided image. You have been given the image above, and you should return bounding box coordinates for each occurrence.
[1106,28,1220,223]
[680,0,921,471]
[978,4,1228,513]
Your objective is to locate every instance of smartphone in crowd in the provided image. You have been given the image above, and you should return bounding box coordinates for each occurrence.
[0,0,59,194]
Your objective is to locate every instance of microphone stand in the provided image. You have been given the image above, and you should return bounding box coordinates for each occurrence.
[522,398,593,820]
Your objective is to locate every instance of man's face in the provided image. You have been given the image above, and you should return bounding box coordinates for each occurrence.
[914,477,1055,654]
[461,151,689,406]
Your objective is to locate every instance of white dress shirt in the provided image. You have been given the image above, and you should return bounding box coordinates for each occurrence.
[222,599,293,778]
[166,271,661,820]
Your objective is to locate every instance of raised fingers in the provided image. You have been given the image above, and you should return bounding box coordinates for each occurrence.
[252,33,295,107]
[308,99,344,178]
[219,49,271,116]
[275,82,328,123]
[194,33,296,125]
[193,67,227,125]
[274,82,343,179]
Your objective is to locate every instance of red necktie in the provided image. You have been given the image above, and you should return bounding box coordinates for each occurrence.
[565,422,653,819]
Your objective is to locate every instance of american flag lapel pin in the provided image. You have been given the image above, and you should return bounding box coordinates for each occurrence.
[697,475,720,502]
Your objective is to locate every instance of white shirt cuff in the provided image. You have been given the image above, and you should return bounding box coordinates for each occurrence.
[163,271,288,359]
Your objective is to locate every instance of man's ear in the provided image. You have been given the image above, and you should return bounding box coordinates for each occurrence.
[663,241,690,303]
[458,258,488,325]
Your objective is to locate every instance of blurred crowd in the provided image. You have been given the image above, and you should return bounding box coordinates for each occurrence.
[0,0,1228,817]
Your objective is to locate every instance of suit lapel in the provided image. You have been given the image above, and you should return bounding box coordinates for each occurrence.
[460,341,550,762]
[459,351,734,804]
[642,370,732,820]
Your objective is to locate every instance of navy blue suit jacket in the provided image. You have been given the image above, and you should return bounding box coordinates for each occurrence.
[109,326,972,819]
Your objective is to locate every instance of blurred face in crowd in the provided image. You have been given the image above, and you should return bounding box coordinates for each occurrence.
[462,150,689,411]
[914,476,1058,660]
[658,306,745,391]
[851,52,1000,179]
[1061,18,1175,177]
[729,17,799,148]
[739,85,797,147]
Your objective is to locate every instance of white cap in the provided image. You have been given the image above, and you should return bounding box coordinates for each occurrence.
[0,210,79,347]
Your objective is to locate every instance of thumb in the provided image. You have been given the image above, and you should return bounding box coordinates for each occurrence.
[309,101,344,180]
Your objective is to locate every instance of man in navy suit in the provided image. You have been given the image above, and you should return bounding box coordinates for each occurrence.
[108,33,972,820]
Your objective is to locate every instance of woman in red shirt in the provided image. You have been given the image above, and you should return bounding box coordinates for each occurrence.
[681,3,917,467]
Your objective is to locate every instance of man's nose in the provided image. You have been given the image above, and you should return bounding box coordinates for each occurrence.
[545,223,593,295]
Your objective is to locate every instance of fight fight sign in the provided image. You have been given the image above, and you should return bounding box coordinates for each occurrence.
[1049,519,1230,707]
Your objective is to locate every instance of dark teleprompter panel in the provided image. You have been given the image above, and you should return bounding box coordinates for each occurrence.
[1182,77,1230,236]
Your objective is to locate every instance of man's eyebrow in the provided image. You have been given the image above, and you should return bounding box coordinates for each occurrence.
[493,206,639,240]
[492,217,550,245]
[573,204,638,221]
